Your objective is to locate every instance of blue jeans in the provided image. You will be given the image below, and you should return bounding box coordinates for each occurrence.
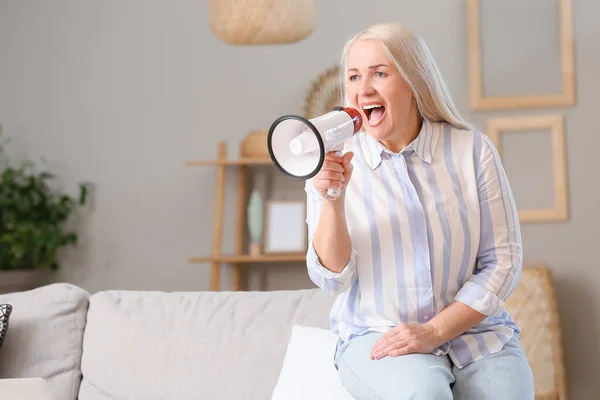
[335,332,534,399]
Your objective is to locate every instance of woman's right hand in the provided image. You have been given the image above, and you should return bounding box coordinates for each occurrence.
[313,151,354,200]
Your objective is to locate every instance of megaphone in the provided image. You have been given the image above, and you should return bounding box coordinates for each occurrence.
[267,106,363,199]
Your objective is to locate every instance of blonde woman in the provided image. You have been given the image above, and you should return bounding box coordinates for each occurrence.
[305,23,534,399]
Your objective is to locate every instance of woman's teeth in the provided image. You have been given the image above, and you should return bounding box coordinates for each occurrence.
[363,104,383,121]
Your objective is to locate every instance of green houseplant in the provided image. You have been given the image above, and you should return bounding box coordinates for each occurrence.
[0,136,90,271]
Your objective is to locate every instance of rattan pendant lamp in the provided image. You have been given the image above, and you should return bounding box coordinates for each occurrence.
[209,0,317,45]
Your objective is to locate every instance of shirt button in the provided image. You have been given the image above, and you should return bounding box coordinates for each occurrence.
[424,314,430,320]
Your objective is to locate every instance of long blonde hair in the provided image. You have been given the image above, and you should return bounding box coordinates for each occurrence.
[340,23,473,131]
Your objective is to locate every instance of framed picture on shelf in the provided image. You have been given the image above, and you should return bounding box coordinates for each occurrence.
[264,200,307,254]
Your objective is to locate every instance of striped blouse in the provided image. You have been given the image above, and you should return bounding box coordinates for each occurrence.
[304,118,522,369]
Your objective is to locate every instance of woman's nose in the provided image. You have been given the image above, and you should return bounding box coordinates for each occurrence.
[358,78,375,96]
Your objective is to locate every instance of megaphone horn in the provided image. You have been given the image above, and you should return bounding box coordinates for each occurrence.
[267,106,362,199]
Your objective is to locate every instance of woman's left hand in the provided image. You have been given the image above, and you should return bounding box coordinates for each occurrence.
[369,323,441,360]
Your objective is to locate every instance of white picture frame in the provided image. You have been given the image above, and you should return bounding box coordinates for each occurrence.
[264,201,307,254]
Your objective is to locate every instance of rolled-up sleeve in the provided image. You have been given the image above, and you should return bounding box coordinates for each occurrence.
[455,134,523,317]
[304,179,357,296]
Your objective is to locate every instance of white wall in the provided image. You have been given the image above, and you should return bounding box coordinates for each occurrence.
[1,0,598,398]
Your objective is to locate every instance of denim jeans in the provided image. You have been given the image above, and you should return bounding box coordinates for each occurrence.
[335,331,534,399]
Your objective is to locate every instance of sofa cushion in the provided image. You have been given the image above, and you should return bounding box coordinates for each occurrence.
[78,288,336,400]
[272,325,354,400]
[0,283,90,400]
[0,304,12,347]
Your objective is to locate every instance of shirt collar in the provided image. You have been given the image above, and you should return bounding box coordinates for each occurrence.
[362,118,440,170]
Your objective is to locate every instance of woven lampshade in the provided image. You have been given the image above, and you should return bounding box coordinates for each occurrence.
[209,0,316,45]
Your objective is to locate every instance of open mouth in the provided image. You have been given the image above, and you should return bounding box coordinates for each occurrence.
[363,104,386,126]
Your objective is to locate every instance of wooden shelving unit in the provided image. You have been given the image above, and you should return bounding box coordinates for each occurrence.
[189,253,306,264]
[185,157,273,166]
[186,133,306,291]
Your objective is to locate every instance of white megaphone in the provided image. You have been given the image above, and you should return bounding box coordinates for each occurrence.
[267,106,363,200]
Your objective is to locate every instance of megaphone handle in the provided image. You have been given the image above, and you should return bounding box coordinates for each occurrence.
[325,150,343,200]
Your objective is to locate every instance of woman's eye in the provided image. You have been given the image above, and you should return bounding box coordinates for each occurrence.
[375,71,385,77]
[349,75,358,81]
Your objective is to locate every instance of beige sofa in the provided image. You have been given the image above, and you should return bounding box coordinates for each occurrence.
[0,264,567,399]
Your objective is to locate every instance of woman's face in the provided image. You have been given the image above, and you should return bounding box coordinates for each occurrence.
[345,39,416,145]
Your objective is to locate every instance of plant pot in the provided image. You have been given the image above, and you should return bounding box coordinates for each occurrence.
[0,269,52,295]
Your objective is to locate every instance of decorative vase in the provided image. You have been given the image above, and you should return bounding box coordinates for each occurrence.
[247,189,264,256]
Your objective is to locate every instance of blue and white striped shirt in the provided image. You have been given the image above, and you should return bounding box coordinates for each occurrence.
[304,118,522,369]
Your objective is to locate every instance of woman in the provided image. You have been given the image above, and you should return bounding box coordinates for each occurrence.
[305,23,534,399]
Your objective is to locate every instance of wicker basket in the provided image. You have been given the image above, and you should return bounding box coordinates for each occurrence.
[505,263,568,399]
[209,0,316,45]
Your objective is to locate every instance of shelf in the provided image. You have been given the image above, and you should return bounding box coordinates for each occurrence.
[187,139,306,291]
[185,157,273,166]
[188,253,306,264]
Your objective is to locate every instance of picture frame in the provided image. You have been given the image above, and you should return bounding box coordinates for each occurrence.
[263,200,307,253]
[466,0,576,110]
[486,114,569,223]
